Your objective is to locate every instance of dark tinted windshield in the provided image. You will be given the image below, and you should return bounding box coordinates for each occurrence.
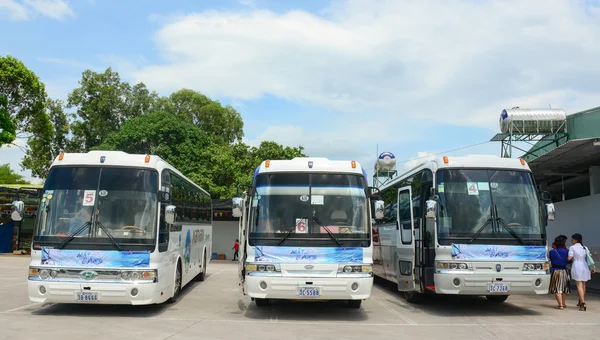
[436,169,544,245]
[249,173,370,247]
[35,166,158,246]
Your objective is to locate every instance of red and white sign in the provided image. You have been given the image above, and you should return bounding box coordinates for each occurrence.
[466,182,479,196]
[296,218,308,234]
[82,190,96,206]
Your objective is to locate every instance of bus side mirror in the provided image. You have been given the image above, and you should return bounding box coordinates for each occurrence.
[11,201,25,222]
[165,205,176,224]
[373,200,385,219]
[426,200,437,219]
[232,197,243,218]
[546,203,555,221]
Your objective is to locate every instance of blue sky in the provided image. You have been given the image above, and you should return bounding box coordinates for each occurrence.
[2,0,600,185]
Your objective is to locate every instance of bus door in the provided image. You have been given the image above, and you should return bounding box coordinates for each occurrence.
[396,186,416,292]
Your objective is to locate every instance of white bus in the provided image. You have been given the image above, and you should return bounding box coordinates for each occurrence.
[371,154,556,303]
[232,158,375,308]
[23,151,212,305]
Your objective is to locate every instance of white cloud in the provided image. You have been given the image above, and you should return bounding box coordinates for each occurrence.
[1,0,74,20]
[23,0,74,20]
[0,0,28,20]
[131,0,600,133]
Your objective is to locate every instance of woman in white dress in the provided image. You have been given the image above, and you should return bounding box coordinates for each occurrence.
[567,233,596,311]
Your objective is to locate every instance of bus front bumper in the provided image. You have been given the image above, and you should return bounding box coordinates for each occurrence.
[28,280,168,305]
[245,275,373,301]
[433,273,550,295]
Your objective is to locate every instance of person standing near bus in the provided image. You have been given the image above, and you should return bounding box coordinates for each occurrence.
[548,235,570,309]
[232,239,239,261]
[568,233,596,311]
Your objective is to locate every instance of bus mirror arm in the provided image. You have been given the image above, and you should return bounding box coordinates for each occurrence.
[165,205,176,224]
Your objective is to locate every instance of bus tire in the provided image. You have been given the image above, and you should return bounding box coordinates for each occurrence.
[167,261,182,304]
[486,295,509,303]
[196,251,207,282]
[348,300,362,309]
[255,298,269,307]
[404,291,422,304]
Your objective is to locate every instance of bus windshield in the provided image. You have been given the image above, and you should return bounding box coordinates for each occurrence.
[435,169,544,246]
[34,166,158,247]
[248,173,370,247]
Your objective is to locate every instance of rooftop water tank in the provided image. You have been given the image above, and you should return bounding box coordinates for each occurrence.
[374,152,396,171]
[499,108,567,134]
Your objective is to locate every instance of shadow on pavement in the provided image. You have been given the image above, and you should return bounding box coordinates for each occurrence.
[242,299,370,322]
[373,276,544,317]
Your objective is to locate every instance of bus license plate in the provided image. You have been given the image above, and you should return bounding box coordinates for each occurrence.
[76,292,99,301]
[297,287,320,297]
[488,283,509,293]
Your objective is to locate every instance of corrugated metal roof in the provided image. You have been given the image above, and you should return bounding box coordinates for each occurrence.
[523,106,600,162]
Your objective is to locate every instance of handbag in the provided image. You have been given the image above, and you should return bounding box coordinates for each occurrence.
[584,246,596,271]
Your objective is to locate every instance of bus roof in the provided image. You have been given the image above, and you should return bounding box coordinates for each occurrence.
[380,154,532,191]
[50,150,167,169]
[48,151,208,195]
[253,157,368,182]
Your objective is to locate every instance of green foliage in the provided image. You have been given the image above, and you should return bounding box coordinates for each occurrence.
[0,95,16,145]
[21,99,66,178]
[0,164,29,184]
[97,112,306,198]
[9,59,308,197]
[159,89,244,144]
[67,68,159,151]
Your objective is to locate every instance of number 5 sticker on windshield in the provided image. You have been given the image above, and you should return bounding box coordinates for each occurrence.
[83,190,96,206]
[466,182,479,196]
[296,218,308,234]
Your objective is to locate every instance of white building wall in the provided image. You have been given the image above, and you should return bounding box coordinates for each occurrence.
[546,194,600,262]
[212,221,239,260]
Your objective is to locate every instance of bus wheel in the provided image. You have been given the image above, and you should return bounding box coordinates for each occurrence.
[404,291,422,304]
[196,251,207,282]
[167,262,182,304]
[255,298,269,307]
[486,295,509,303]
[348,300,362,309]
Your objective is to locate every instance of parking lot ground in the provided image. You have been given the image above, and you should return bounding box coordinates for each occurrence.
[1,256,599,340]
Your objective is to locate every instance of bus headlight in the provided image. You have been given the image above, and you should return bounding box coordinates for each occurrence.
[245,263,281,276]
[522,262,549,273]
[436,262,471,272]
[337,264,372,275]
[119,270,157,282]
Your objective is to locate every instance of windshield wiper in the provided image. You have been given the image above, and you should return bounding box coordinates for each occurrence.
[467,217,493,244]
[95,220,124,251]
[277,225,296,245]
[494,205,524,245]
[312,213,343,246]
[56,221,91,249]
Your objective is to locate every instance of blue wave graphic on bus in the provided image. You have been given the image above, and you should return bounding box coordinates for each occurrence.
[41,249,150,267]
[451,244,546,261]
[254,246,363,263]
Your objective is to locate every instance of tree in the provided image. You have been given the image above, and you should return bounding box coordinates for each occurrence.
[21,99,67,178]
[159,89,244,144]
[0,95,16,145]
[0,55,54,179]
[67,68,158,152]
[97,111,306,198]
[0,164,29,184]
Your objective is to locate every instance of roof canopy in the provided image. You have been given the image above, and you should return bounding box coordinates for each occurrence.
[528,138,600,183]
